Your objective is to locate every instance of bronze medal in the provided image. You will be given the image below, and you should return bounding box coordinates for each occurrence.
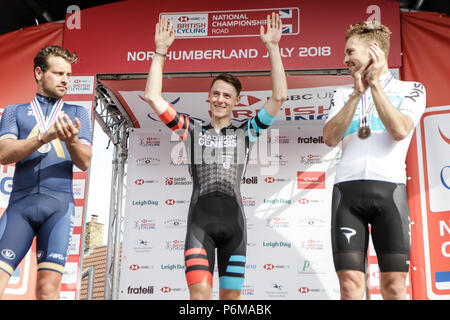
[358,127,371,139]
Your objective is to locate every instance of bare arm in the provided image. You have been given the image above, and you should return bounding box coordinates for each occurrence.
[0,135,43,165]
[323,91,363,147]
[143,17,175,115]
[323,59,369,147]
[260,12,287,116]
[0,114,91,170]
[366,44,414,141]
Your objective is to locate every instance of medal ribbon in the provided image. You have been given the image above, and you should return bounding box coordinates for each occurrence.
[360,73,394,128]
[30,97,64,134]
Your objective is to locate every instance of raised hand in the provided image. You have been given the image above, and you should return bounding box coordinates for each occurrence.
[364,42,385,86]
[155,17,175,54]
[353,59,371,94]
[260,12,282,48]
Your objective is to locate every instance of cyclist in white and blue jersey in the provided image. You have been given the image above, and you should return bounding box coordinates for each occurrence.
[323,21,425,300]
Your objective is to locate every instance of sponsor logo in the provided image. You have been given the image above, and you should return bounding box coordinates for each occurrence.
[161,286,172,293]
[264,263,274,270]
[165,199,175,205]
[263,198,291,205]
[68,76,94,94]
[298,287,310,294]
[48,253,65,261]
[134,219,156,230]
[161,264,185,271]
[132,199,158,206]
[263,241,291,249]
[241,176,258,184]
[266,283,288,298]
[263,263,290,271]
[164,199,189,205]
[263,176,290,184]
[297,136,324,144]
[129,264,152,271]
[165,240,185,251]
[298,259,327,274]
[299,240,325,251]
[267,135,290,144]
[127,285,154,295]
[165,177,192,186]
[242,196,256,207]
[266,218,290,228]
[136,157,160,166]
[129,264,139,271]
[300,154,322,165]
[1,249,15,260]
[242,285,255,296]
[139,137,160,147]
[297,217,326,227]
[133,239,153,253]
[163,218,187,228]
[297,171,325,189]
[340,227,357,244]
[134,178,159,185]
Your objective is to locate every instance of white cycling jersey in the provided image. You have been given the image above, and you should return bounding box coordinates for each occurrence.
[326,72,426,184]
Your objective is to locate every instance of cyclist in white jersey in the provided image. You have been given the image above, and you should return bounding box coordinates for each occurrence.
[323,21,425,300]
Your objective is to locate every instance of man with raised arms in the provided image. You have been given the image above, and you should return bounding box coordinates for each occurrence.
[144,13,287,300]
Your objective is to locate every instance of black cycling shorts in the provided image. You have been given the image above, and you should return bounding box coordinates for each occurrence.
[184,192,247,290]
[331,180,411,273]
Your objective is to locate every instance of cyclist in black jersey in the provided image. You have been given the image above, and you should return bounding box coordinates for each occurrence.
[144,13,287,300]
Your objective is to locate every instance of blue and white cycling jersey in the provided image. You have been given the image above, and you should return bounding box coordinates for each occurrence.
[326,73,426,184]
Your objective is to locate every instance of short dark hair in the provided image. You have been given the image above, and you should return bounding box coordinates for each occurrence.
[210,73,242,96]
[33,45,79,74]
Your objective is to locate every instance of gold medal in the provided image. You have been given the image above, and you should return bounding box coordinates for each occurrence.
[358,127,371,139]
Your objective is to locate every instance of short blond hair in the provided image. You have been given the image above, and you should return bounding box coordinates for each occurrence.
[346,21,391,57]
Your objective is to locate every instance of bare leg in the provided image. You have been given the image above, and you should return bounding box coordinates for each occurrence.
[188,282,212,300]
[219,288,242,300]
[36,270,63,300]
[380,272,408,300]
[337,270,366,300]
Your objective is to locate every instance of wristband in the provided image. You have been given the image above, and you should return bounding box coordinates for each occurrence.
[155,51,167,57]
[38,133,45,144]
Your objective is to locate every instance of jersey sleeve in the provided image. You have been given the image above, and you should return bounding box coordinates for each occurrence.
[325,87,346,124]
[76,105,93,147]
[399,82,426,126]
[246,105,276,142]
[0,105,19,141]
[158,104,192,140]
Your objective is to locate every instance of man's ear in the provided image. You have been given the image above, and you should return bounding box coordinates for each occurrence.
[34,66,43,82]
[235,95,241,106]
